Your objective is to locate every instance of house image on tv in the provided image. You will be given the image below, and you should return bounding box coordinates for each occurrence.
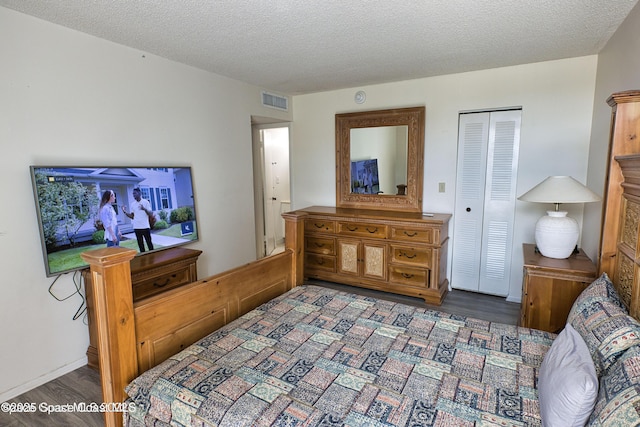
[33,166,195,249]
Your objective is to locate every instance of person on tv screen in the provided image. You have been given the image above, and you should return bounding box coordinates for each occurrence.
[122,187,154,252]
[99,190,121,247]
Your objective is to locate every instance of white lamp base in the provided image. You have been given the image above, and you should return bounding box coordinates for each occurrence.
[534,211,579,259]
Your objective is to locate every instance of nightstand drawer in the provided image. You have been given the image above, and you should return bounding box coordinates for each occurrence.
[133,267,192,301]
[390,245,432,267]
[305,236,335,255]
[390,227,434,244]
[337,221,387,239]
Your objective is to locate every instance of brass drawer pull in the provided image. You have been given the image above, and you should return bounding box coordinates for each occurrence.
[401,273,414,279]
[316,259,325,265]
[346,225,379,233]
[403,231,418,237]
[399,251,417,259]
[313,223,326,229]
[313,242,326,248]
[153,274,176,288]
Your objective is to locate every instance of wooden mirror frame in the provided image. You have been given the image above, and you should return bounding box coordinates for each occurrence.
[336,106,425,212]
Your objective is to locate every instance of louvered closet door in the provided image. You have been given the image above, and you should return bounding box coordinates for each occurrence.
[451,110,521,296]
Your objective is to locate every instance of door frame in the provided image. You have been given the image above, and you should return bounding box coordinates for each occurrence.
[251,121,291,259]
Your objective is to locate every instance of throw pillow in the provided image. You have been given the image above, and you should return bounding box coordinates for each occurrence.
[539,323,599,427]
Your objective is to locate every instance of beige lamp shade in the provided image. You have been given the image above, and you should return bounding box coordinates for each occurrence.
[518,176,601,207]
[518,176,601,259]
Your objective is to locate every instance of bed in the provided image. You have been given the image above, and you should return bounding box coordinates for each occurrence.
[82,91,640,426]
[123,283,553,426]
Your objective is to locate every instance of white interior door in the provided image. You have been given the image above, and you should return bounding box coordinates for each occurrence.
[451,109,521,296]
[252,124,291,258]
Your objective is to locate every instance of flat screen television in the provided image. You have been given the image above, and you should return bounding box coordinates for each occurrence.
[350,159,380,194]
[30,166,199,277]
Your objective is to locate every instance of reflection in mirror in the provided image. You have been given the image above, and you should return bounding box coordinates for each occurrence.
[336,106,424,212]
[350,126,408,195]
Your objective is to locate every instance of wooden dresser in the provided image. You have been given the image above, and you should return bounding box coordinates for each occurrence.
[520,243,596,333]
[295,206,451,305]
[84,246,202,369]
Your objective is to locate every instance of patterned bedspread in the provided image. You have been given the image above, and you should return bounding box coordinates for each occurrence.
[125,285,555,426]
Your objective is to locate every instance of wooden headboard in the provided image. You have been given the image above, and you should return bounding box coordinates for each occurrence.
[598,90,640,320]
[604,154,640,319]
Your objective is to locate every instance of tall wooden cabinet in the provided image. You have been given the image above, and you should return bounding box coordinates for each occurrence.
[295,206,451,305]
[600,90,640,277]
[606,155,640,319]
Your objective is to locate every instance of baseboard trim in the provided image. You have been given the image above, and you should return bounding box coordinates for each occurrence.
[506,295,522,304]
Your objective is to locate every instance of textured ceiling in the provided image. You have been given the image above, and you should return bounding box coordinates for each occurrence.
[2,0,638,95]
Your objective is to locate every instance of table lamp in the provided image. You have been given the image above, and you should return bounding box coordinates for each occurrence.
[518,176,601,259]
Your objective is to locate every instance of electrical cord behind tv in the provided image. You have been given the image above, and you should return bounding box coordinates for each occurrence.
[48,270,87,323]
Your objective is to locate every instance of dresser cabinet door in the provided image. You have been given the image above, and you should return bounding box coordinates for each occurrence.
[362,242,386,280]
[338,239,360,276]
[337,239,386,280]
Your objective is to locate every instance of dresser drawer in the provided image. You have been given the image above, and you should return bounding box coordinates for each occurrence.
[337,221,387,239]
[305,236,336,255]
[305,219,336,233]
[305,253,336,273]
[390,245,432,267]
[389,265,430,287]
[390,226,433,244]
[133,266,193,301]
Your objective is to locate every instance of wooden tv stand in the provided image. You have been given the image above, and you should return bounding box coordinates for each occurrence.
[84,246,202,370]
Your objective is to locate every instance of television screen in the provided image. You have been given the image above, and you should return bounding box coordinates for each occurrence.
[350,159,380,194]
[30,166,199,277]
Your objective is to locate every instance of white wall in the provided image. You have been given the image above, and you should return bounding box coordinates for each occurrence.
[0,7,291,401]
[291,56,598,303]
[583,1,640,263]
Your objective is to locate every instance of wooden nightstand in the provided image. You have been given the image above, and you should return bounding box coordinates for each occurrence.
[520,243,597,333]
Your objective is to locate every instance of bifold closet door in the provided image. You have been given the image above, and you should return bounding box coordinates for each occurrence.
[451,110,521,296]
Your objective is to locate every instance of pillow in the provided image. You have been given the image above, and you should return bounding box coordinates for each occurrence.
[567,273,626,324]
[588,344,640,426]
[567,273,640,374]
[539,323,598,427]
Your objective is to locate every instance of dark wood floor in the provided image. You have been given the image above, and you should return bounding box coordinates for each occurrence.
[310,279,521,325]
[0,280,520,426]
[0,364,103,427]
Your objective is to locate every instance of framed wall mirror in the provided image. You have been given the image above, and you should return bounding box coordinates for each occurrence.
[336,106,425,212]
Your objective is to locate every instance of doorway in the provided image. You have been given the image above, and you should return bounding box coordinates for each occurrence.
[451,109,522,296]
[252,123,291,258]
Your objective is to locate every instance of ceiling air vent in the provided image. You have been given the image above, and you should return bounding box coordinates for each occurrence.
[261,91,289,111]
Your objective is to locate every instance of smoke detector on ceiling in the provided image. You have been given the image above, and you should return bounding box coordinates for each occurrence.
[354,90,366,104]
